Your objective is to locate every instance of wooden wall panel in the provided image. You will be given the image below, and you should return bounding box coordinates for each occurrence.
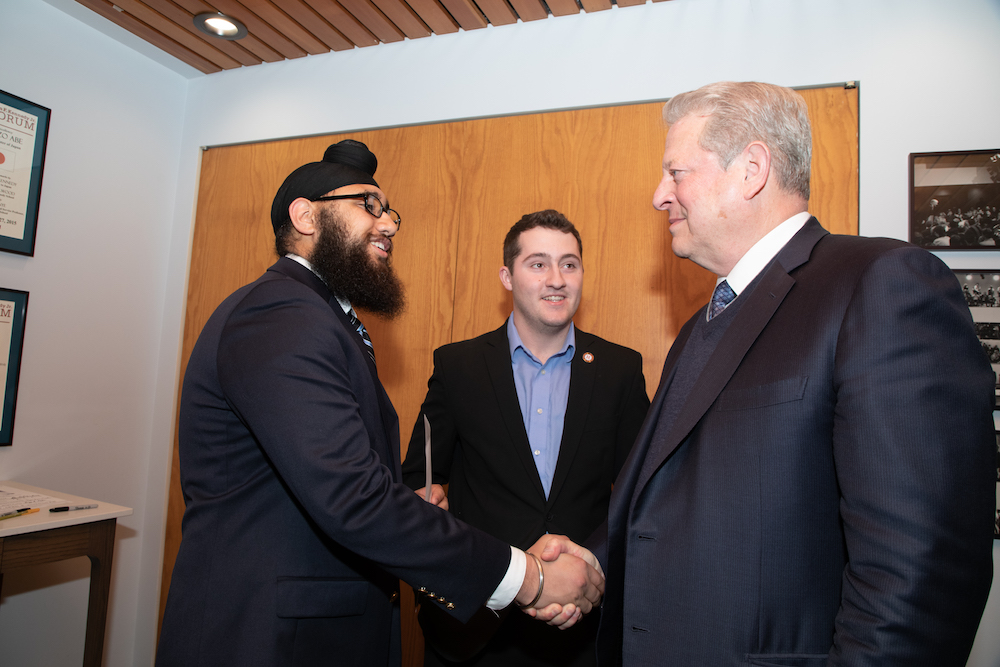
[160,85,858,666]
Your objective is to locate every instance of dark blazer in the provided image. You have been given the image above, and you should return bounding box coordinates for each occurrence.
[596,219,996,666]
[401,323,649,666]
[402,323,649,548]
[157,258,511,667]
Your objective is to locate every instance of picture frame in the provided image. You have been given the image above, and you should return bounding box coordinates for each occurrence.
[995,431,1000,539]
[910,150,1000,249]
[0,287,28,446]
[955,271,1000,403]
[0,90,50,256]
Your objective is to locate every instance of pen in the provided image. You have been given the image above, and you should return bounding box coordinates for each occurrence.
[0,508,36,520]
[49,504,98,512]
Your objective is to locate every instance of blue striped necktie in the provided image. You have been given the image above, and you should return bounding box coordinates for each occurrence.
[708,280,736,320]
[347,308,376,365]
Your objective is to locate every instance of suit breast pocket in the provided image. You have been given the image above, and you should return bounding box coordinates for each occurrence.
[276,577,368,618]
[716,376,808,412]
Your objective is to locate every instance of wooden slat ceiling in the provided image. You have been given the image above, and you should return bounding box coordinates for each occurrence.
[72,0,670,75]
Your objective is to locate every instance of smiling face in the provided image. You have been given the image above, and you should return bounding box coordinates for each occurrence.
[308,183,405,318]
[500,226,583,338]
[652,114,747,275]
[322,183,397,263]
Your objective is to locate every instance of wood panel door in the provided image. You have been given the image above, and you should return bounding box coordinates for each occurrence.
[160,84,858,666]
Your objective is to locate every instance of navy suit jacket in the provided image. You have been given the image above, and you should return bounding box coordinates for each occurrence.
[157,258,511,667]
[596,219,996,666]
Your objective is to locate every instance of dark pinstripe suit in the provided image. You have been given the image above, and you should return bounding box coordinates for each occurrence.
[596,219,996,666]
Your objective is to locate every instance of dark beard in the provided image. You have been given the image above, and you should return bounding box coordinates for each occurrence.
[309,206,406,319]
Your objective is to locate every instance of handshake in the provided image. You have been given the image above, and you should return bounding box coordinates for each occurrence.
[419,483,603,629]
[515,534,605,630]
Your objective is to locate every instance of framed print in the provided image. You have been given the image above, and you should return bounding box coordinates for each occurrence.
[955,271,1000,401]
[995,431,1000,539]
[0,288,28,445]
[910,150,1000,249]
[0,90,50,256]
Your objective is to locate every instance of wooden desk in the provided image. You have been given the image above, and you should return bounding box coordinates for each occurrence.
[0,481,132,667]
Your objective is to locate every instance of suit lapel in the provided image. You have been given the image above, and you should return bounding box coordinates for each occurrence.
[482,324,547,500]
[630,218,828,503]
[547,329,596,505]
[270,257,401,477]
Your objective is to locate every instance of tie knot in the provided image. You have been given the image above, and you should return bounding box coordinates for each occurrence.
[708,280,736,320]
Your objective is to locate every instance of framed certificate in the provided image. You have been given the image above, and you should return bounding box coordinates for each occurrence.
[0,90,50,256]
[0,288,28,445]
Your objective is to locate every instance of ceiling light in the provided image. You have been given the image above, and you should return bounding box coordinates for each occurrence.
[193,12,248,40]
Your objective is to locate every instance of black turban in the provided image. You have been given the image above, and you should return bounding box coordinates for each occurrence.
[270,139,379,233]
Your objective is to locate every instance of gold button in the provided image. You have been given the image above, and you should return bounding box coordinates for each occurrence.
[390,591,399,602]
[418,587,427,593]
[437,596,446,603]
[446,602,455,610]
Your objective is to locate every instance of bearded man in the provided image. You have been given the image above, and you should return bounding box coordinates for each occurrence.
[156,141,605,667]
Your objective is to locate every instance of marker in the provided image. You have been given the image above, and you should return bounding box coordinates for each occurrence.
[49,504,98,512]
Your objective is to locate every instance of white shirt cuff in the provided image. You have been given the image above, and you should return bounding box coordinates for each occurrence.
[486,547,525,610]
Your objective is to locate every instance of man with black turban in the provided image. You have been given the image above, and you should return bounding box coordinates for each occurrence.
[156,141,604,667]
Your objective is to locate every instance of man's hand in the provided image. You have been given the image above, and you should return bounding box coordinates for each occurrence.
[519,534,604,628]
[532,534,604,577]
[415,484,448,510]
[514,536,604,629]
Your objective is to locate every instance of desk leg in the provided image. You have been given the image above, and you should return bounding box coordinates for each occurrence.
[83,519,116,667]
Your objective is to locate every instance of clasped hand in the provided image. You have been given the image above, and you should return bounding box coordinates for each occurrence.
[515,534,604,630]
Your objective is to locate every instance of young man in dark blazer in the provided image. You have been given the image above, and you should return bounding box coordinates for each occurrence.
[156,144,605,667]
[402,210,650,667]
[541,81,996,666]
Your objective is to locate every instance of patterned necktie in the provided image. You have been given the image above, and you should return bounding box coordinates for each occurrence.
[708,280,736,320]
[347,308,376,365]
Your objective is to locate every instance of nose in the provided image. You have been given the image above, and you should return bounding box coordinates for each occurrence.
[547,266,566,289]
[653,174,674,211]
[376,212,397,236]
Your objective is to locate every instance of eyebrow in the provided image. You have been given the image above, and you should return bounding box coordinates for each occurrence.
[522,252,581,263]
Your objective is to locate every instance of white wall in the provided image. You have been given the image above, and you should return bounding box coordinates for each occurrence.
[2,0,998,665]
[0,1,187,665]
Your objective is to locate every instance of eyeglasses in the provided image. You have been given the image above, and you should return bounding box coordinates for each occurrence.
[312,193,401,227]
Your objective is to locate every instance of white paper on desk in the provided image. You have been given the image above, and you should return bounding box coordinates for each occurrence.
[423,414,432,502]
[0,484,66,513]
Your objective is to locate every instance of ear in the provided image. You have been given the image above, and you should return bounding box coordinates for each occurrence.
[289,198,319,237]
[742,141,770,200]
[499,265,514,293]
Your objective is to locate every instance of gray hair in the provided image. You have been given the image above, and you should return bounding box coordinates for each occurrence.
[662,81,812,200]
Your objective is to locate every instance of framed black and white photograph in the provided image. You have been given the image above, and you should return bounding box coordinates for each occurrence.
[0,287,28,446]
[996,431,1000,539]
[910,150,1000,249]
[954,271,1000,402]
[0,89,50,256]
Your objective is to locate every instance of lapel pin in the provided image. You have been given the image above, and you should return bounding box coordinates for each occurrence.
[583,352,594,363]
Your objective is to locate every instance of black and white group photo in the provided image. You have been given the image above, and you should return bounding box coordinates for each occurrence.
[910,150,1000,249]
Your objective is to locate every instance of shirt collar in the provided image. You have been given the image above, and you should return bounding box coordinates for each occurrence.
[506,316,576,364]
[720,212,811,295]
[286,253,351,314]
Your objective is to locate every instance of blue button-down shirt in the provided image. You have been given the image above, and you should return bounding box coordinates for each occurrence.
[507,317,575,498]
